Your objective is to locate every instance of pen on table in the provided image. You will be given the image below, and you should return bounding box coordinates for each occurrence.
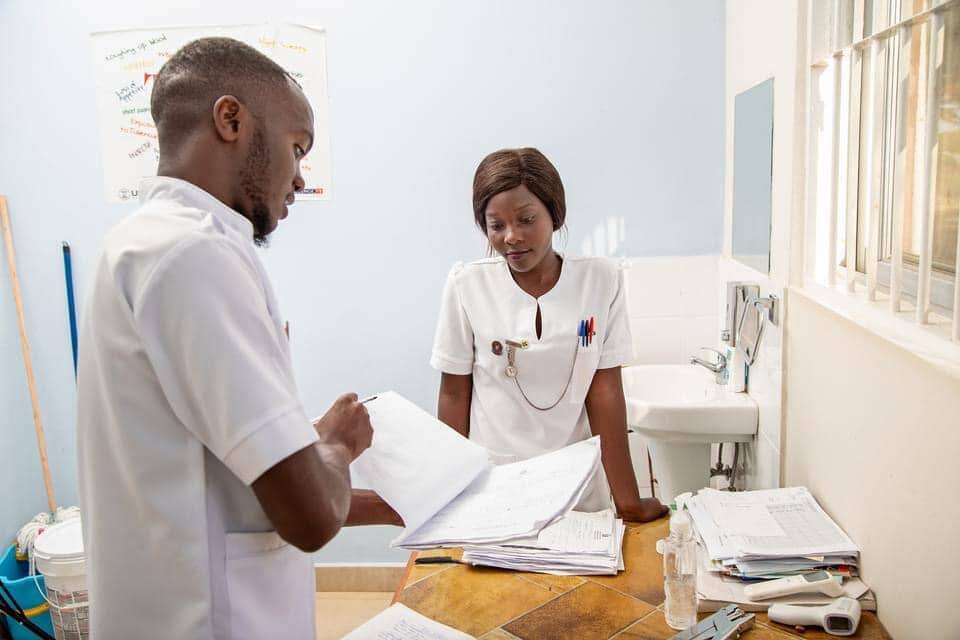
[414,556,467,565]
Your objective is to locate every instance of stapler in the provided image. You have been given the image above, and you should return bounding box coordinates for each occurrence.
[668,604,756,640]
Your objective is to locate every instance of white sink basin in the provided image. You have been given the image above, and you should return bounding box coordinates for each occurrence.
[622,364,758,442]
[622,364,759,502]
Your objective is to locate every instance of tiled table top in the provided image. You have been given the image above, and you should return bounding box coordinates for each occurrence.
[393,518,890,640]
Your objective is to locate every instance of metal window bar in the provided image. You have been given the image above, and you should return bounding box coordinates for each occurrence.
[864,38,883,300]
[814,0,957,333]
[915,11,942,324]
[889,20,908,312]
[845,45,863,293]
[828,51,844,287]
[814,0,958,64]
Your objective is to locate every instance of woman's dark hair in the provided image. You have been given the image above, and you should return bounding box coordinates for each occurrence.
[472,148,566,233]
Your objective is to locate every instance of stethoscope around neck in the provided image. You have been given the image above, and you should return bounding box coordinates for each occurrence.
[497,337,581,411]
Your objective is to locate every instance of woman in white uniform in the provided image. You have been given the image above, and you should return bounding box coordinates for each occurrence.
[431,148,667,521]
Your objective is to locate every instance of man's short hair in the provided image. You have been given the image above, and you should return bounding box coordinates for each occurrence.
[150,37,292,140]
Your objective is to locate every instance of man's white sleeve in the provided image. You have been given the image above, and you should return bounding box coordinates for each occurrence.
[134,236,318,485]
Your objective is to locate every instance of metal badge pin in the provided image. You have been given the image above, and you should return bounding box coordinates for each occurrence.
[491,340,503,356]
[505,340,524,378]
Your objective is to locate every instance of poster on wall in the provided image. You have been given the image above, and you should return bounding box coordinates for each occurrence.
[90,23,331,203]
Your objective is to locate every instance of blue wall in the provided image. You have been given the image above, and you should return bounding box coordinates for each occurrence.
[0,0,724,560]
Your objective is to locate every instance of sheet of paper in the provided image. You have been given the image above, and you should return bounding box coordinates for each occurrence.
[690,487,859,559]
[396,437,601,548]
[461,511,625,576]
[705,492,786,537]
[350,391,492,536]
[342,603,474,640]
[500,510,616,554]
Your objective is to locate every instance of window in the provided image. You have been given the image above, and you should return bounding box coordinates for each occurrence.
[807,0,960,339]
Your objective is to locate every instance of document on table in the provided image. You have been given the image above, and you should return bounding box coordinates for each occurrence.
[350,391,492,536]
[461,510,626,575]
[696,549,874,612]
[690,487,859,559]
[395,437,602,548]
[499,509,616,553]
[342,603,475,640]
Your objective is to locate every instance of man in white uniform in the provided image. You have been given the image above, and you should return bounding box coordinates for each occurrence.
[76,38,398,639]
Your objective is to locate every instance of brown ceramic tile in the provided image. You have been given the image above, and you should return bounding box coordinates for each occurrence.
[590,520,669,604]
[398,564,558,637]
[516,572,588,595]
[504,581,655,640]
[756,611,891,639]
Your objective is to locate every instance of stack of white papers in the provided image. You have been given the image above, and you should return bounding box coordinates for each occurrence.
[352,392,602,550]
[686,487,860,562]
[343,603,474,640]
[684,487,872,611]
[396,437,602,549]
[461,510,626,575]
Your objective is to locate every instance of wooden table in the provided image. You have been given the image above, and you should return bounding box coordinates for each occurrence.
[393,518,890,640]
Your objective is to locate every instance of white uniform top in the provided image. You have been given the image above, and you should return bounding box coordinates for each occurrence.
[76,177,319,640]
[430,255,634,510]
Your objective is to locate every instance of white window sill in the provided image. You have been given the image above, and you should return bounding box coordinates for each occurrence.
[791,281,960,382]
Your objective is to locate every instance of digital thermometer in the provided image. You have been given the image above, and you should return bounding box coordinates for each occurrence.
[743,570,844,600]
[768,597,862,636]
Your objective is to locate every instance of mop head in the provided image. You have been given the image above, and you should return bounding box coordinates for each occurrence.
[15,506,80,563]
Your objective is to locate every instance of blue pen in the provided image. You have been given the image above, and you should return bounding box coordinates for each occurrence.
[578,320,585,346]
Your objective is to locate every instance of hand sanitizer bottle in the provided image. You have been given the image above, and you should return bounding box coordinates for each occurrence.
[663,508,698,630]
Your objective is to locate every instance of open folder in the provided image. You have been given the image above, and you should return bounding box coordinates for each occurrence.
[352,392,602,549]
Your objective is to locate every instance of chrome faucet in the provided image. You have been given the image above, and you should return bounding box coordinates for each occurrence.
[690,347,727,383]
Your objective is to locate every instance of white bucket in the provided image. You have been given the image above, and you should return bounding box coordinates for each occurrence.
[33,518,88,640]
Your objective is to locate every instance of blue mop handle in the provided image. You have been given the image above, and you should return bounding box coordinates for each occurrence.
[62,242,78,378]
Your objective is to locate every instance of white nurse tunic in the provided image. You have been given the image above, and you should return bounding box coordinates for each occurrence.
[430,255,635,510]
[77,177,319,639]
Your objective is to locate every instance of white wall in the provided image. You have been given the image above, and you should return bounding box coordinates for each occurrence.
[784,292,960,640]
[626,256,720,366]
[726,1,960,636]
[722,0,805,489]
[0,0,726,561]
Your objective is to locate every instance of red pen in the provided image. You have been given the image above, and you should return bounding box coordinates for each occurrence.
[588,317,595,345]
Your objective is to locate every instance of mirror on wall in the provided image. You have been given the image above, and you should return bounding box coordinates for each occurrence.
[732,77,774,274]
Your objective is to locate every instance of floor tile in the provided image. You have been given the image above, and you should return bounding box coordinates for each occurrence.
[314,592,393,640]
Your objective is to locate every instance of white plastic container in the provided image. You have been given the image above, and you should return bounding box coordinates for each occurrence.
[663,509,698,630]
[33,518,88,640]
